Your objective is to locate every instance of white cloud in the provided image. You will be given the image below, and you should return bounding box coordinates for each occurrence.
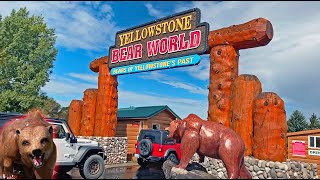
[68,73,98,84]
[138,71,208,95]
[144,3,165,18]
[0,1,119,51]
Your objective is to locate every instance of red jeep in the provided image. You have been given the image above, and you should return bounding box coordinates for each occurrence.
[134,129,181,167]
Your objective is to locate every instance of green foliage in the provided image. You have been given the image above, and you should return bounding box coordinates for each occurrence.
[40,97,69,120]
[0,7,57,112]
[287,110,309,132]
[308,113,320,130]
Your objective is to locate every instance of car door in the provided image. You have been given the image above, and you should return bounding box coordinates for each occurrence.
[51,123,78,165]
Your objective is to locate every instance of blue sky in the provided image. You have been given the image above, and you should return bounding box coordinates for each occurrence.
[1,1,320,120]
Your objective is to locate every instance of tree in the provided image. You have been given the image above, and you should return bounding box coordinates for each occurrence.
[308,113,320,130]
[0,8,57,113]
[40,97,61,118]
[57,106,69,120]
[287,110,309,132]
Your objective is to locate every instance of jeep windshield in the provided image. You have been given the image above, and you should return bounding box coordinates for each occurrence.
[138,130,169,144]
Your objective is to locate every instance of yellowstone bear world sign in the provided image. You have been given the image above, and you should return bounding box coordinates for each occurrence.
[109,8,209,75]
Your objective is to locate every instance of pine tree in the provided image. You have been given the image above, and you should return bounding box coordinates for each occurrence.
[287,110,309,132]
[308,113,320,130]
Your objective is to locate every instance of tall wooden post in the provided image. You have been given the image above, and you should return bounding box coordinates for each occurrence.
[207,18,273,127]
[90,56,118,137]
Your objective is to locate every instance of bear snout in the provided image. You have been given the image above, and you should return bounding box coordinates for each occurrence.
[32,149,42,157]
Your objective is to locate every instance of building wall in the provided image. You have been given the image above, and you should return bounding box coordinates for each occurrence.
[145,109,176,130]
[287,131,320,175]
[114,110,176,160]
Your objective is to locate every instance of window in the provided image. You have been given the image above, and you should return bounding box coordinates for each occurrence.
[308,136,320,148]
[52,124,66,139]
[152,123,160,130]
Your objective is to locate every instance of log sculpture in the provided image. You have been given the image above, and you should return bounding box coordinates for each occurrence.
[79,89,98,136]
[90,56,118,137]
[252,92,287,162]
[68,100,83,136]
[208,45,239,127]
[208,18,273,127]
[231,75,262,156]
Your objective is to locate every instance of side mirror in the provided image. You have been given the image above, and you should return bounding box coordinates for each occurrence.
[65,132,70,141]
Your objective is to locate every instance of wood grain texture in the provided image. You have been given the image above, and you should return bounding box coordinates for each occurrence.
[231,74,262,156]
[68,100,83,136]
[89,56,108,72]
[208,45,239,127]
[252,92,287,162]
[208,18,273,51]
[79,89,98,136]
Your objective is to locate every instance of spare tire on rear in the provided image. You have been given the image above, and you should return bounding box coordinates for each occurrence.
[138,139,153,157]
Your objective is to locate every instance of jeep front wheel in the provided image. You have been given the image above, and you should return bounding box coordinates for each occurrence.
[80,155,105,179]
[137,158,149,167]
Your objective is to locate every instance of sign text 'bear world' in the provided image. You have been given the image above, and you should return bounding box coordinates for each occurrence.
[109,8,209,75]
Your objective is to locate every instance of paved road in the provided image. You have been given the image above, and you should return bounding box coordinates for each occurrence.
[55,163,165,179]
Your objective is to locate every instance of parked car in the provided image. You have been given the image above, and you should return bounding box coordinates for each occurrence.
[134,129,181,167]
[0,112,106,179]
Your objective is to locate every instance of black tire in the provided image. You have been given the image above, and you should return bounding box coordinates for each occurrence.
[138,139,153,157]
[167,153,179,165]
[79,154,105,179]
[137,158,149,167]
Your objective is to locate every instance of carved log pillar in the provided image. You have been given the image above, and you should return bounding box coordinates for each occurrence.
[231,74,262,156]
[208,45,239,127]
[68,100,83,136]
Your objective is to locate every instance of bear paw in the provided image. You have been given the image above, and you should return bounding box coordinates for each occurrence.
[171,167,188,175]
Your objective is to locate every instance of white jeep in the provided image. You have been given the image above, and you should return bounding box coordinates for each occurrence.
[0,113,106,179]
[48,118,106,179]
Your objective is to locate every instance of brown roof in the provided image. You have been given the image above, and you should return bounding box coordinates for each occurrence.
[287,129,320,137]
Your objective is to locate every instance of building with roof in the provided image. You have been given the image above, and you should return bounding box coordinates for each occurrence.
[287,129,320,176]
[115,105,181,159]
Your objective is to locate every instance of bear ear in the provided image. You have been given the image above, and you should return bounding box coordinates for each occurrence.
[16,129,21,135]
[48,126,53,134]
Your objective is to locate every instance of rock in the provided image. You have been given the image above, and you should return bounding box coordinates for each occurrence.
[296,163,302,171]
[291,164,295,170]
[218,163,224,168]
[276,172,283,178]
[270,169,276,178]
[249,158,256,165]
[266,162,270,167]
[294,172,298,177]
[162,160,217,179]
[258,174,264,179]
[284,164,288,171]
[253,176,259,179]
[253,165,259,172]
[249,166,254,172]
[212,170,218,175]
[261,161,266,168]
[257,171,263,175]
[265,167,270,173]
[302,169,308,179]
[258,160,262,167]
[307,164,312,171]
[218,172,224,178]
[252,172,256,176]
[269,163,274,168]
[212,159,219,167]
[263,172,267,178]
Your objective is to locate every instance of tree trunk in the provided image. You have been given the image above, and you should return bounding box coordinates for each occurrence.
[80,89,98,136]
[231,74,262,156]
[253,92,287,162]
[94,63,118,137]
[68,100,83,136]
[208,45,239,127]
